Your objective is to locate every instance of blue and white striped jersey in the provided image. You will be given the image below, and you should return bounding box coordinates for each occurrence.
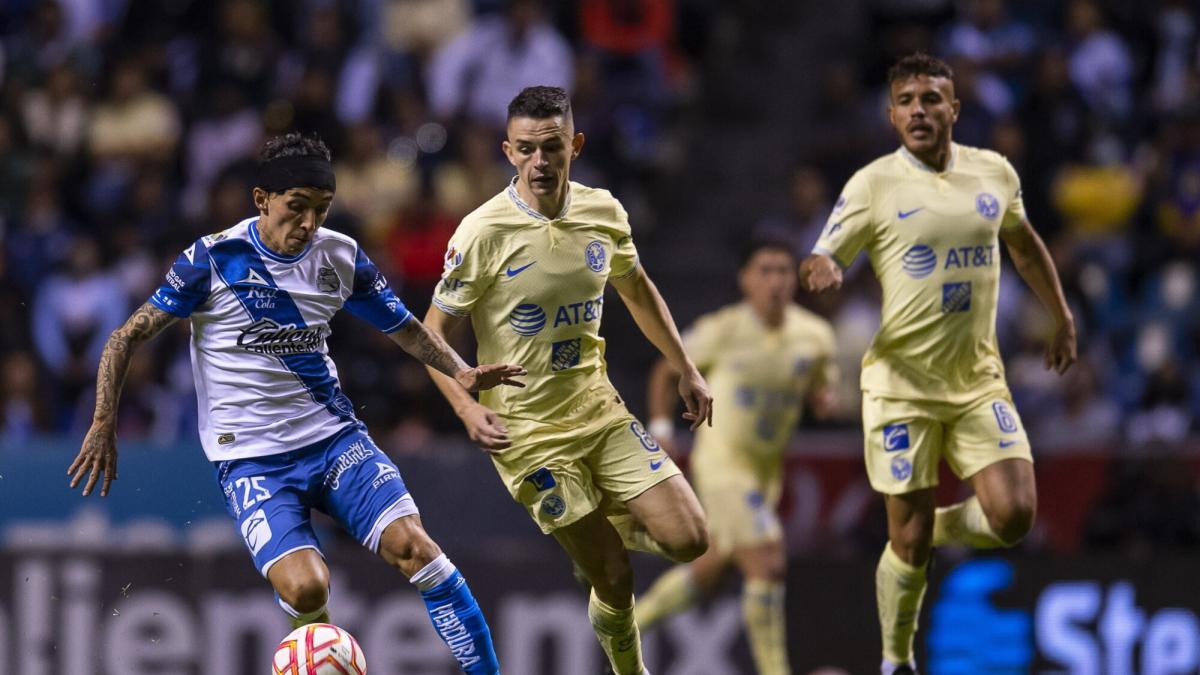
[149,218,412,461]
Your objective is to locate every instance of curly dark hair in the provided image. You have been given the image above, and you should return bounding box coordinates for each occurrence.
[739,237,798,269]
[507,86,572,121]
[259,132,333,163]
[887,52,954,84]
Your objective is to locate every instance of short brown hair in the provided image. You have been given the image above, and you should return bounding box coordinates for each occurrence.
[887,52,954,84]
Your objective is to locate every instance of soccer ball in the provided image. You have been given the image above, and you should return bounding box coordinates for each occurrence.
[273,623,367,675]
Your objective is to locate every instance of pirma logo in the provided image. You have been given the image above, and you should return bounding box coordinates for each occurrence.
[883,423,910,452]
[240,508,272,555]
[902,245,938,279]
[509,303,546,336]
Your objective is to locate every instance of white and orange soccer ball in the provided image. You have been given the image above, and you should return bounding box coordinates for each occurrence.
[273,623,367,675]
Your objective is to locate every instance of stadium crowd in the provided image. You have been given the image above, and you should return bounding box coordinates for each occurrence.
[0,0,1198,548]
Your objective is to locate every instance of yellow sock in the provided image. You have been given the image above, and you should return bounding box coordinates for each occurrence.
[634,565,698,629]
[875,544,927,665]
[608,513,672,559]
[743,579,790,675]
[933,495,1004,548]
[588,589,645,675]
[288,607,330,630]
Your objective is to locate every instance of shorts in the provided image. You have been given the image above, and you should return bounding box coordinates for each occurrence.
[213,424,419,577]
[862,390,1033,495]
[495,416,681,534]
[692,457,783,555]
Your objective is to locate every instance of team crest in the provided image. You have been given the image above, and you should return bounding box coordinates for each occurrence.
[317,267,340,293]
[585,241,606,272]
[975,192,1000,220]
[541,495,566,518]
[891,457,912,481]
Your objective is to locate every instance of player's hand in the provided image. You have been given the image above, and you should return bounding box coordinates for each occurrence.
[800,254,843,294]
[459,402,513,453]
[678,368,714,431]
[1045,320,1077,375]
[68,422,119,497]
[455,364,527,392]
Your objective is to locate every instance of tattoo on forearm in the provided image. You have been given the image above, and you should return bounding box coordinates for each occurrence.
[399,320,468,378]
[93,303,176,426]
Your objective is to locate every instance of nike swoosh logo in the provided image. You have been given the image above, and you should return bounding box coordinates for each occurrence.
[505,261,536,277]
[898,208,924,219]
[649,459,664,471]
[998,439,1018,448]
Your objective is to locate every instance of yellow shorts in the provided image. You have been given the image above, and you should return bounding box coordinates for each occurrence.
[862,390,1033,495]
[692,457,783,555]
[493,415,681,534]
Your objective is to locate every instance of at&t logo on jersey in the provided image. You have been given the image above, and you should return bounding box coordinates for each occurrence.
[509,303,547,336]
[553,296,603,327]
[944,245,996,270]
[237,318,323,354]
[585,241,606,272]
[902,245,938,279]
[883,423,910,452]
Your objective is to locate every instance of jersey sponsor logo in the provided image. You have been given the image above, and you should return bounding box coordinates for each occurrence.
[585,241,606,272]
[891,456,913,481]
[371,461,399,489]
[444,245,464,270]
[323,440,375,491]
[523,467,557,491]
[166,268,186,291]
[993,400,1019,433]
[316,266,340,293]
[883,423,910,451]
[898,207,924,219]
[239,268,271,286]
[902,245,938,279]
[237,317,323,354]
[998,439,1019,448]
[540,494,566,518]
[942,281,972,313]
[944,245,996,269]
[976,192,1000,220]
[505,261,537,277]
[509,303,547,336]
[551,338,582,371]
[217,433,235,445]
[553,296,603,327]
[247,287,276,309]
[241,508,272,555]
[440,278,467,293]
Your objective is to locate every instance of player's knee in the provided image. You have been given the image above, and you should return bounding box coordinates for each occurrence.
[278,575,329,615]
[990,498,1036,546]
[380,519,443,573]
[663,527,709,563]
[589,556,634,596]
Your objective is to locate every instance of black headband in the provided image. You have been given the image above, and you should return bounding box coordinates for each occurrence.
[258,155,336,194]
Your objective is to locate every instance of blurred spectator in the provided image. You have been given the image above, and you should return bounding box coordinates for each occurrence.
[197,0,282,107]
[1030,361,1120,449]
[182,83,261,220]
[88,57,181,164]
[802,60,893,184]
[939,0,1036,90]
[752,165,831,255]
[386,185,458,302]
[382,0,470,60]
[0,115,35,222]
[1065,0,1133,124]
[1155,112,1200,256]
[19,62,88,158]
[3,0,99,85]
[0,351,48,442]
[5,160,76,294]
[332,121,420,244]
[433,124,511,218]
[1150,0,1198,115]
[426,0,574,128]
[1127,359,1194,445]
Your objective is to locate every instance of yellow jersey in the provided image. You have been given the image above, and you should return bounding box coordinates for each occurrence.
[687,303,838,476]
[432,179,639,447]
[814,143,1025,403]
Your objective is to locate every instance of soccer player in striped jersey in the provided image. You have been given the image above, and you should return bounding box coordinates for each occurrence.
[67,133,520,674]
[801,54,1077,675]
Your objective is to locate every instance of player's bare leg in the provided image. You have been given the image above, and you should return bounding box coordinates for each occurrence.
[378,514,443,575]
[623,475,709,562]
[634,541,728,629]
[268,549,332,629]
[554,507,647,675]
[878,488,935,675]
[933,458,1036,548]
[734,540,790,675]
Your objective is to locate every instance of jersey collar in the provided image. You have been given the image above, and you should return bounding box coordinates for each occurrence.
[898,143,958,175]
[250,219,313,263]
[507,176,572,221]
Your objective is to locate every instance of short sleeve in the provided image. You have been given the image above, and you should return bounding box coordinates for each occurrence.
[813,171,874,268]
[1000,158,1026,230]
[682,312,725,371]
[148,239,212,317]
[431,225,495,316]
[609,199,640,279]
[343,246,412,333]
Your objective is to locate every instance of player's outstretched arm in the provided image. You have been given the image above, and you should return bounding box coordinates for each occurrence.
[388,316,526,392]
[610,265,713,430]
[799,253,844,294]
[69,302,179,497]
[418,307,518,453]
[1000,219,1077,374]
[647,357,683,455]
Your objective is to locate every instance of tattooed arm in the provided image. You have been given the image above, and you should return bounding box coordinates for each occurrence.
[68,302,179,497]
[387,316,525,392]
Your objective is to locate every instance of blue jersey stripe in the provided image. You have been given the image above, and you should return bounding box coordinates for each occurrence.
[208,239,356,423]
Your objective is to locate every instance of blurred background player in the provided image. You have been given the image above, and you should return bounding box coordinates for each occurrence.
[66,133,521,674]
[635,238,839,675]
[801,53,1077,675]
[423,86,711,675]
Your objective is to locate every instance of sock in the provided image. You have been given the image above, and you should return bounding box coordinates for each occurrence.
[588,589,645,675]
[633,565,699,629]
[932,496,1004,548]
[412,555,500,674]
[743,579,790,675]
[876,544,927,666]
[608,513,673,559]
[277,593,330,630]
